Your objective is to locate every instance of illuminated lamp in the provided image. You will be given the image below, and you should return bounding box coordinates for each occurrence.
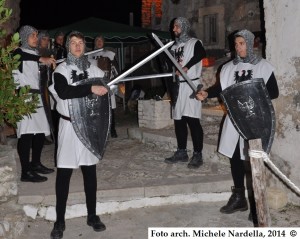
[202,57,215,67]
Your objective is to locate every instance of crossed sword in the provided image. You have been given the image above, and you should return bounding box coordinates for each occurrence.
[63,34,201,96]
[107,33,202,98]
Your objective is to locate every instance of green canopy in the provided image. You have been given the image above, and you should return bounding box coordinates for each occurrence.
[48,17,171,69]
[48,17,171,45]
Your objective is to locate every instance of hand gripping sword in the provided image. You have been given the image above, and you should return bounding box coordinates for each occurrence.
[151,33,203,99]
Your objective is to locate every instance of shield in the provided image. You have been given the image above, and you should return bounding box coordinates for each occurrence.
[39,64,55,138]
[69,77,111,159]
[220,78,276,153]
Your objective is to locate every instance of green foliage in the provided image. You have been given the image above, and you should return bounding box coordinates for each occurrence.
[0,0,39,129]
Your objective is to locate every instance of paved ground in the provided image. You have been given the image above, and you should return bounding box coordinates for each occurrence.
[16,104,232,214]
[8,103,300,238]
[20,202,300,239]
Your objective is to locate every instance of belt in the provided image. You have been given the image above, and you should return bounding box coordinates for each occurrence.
[179,78,199,83]
[60,115,71,122]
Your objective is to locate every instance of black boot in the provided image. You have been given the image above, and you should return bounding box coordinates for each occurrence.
[21,171,47,183]
[187,151,203,168]
[50,221,65,239]
[164,149,188,164]
[31,162,54,174]
[220,186,248,214]
[87,214,106,232]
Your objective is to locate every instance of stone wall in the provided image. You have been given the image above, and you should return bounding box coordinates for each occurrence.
[138,100,173,129]
[0,146,27,238]
[142,0,162,28]
[160,0,260,57]
[264,0,300,205]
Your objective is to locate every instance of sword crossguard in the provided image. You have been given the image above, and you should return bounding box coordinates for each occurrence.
[102,81,113,96]
[189,84,203,99]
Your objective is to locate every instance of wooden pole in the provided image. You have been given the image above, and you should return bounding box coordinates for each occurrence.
[249,139,271,227]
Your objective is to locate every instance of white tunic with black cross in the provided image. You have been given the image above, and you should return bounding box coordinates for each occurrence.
[170,38,203,120]
[218,59,274,160]
[13,47,50,138]
[49,63,105,168]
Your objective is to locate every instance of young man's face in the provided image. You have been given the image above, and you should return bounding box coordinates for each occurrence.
[27,31,39,48]
[173,22,182,37]
[235,36,247,58]
[55,35,64,46]
[95,38,104,49]
[69,36,85,58]
[39,36,50,49]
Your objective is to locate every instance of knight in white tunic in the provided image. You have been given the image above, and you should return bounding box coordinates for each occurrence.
[13,25,56,183]
[196,29,279,223]
[164,17,206,169]
[48,31,107,238]
[88,35,120,138]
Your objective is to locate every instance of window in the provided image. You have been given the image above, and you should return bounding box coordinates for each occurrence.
[203,14,218,44]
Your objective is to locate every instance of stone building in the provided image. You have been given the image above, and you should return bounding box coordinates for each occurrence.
[143,0,262,58]
[153,0,300,205]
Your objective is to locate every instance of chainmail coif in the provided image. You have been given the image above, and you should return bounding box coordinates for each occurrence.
[38,30,50,45]
[233,29,262,65]
[19,25,38,51]
[174,17,191,45]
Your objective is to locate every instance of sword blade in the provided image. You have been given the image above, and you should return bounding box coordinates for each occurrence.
[55,48,104,64]
[113,72,172,83]
[107,41,174,87]
[151,33,197,92]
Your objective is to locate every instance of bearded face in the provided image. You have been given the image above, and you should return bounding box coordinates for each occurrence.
[173,17,191,44]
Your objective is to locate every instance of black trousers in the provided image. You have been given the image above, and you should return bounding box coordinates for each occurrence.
[230,143,257,221]
[55,165,97,223]
[51,109,60,166]
[174,116,203,152]
[17,133,45,173]
[229,144,245,188]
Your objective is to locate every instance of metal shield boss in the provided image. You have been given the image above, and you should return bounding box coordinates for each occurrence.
[69,77,111,159]
[220,78,276,153]
[39,64,55,138]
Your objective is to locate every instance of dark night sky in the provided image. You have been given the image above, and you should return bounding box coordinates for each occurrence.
[19,0,142,30]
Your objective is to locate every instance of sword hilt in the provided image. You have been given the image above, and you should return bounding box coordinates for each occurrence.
[101,79,114,96]
[189,84,203,99]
